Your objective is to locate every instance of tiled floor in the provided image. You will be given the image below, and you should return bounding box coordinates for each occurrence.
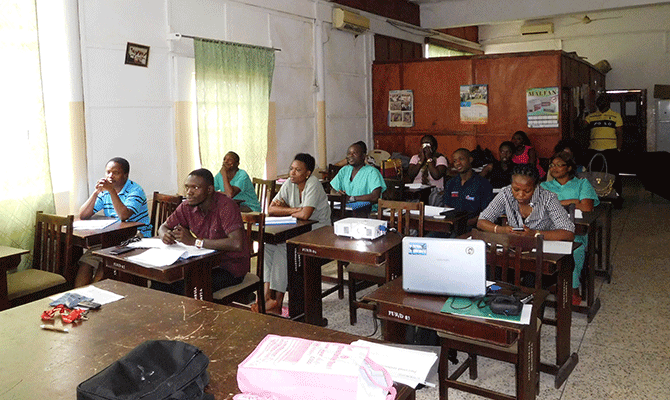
[316,177,670,399]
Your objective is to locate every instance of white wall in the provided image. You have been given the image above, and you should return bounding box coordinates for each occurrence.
[479,4,670,150]
[76,0,420,195]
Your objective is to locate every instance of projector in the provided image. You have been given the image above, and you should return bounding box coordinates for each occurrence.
[333,218,387,240]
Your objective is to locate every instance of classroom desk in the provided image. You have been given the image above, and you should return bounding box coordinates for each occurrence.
[365,278,548,400]
[0,280,415,400]
[72,217,143,249]
[261,219,318,245]
[94,246,224,301]
[286,226,403,325]
[0,246,29,310]
[374,209,470,237]
[457,233,578,388]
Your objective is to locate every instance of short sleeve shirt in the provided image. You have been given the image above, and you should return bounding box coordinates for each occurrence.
[164,191,249,277]
[541,177,600,208]
[93,179,152,237]
[585,109,623,150]
[479,185,575,232]
[409,154,449,189]
[442,173,493,219]
[330,165,387,196]
[214,169,261,212]
[273,174,331,230]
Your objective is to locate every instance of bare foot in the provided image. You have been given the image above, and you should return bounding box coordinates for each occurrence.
[265,299,282,315]
[250,302,260,313]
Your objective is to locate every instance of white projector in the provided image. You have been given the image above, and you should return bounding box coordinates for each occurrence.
[333,218,387,240]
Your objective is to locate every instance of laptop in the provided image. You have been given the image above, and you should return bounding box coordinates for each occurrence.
[402,237,487,297]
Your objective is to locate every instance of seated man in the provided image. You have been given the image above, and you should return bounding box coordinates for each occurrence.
[330,141,386,208]
[214,151,261,212]
[443,148,493,230]
[75,157,152,287]
[155,168,248,294]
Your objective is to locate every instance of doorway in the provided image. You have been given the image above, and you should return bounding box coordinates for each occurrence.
[606,89,647,174]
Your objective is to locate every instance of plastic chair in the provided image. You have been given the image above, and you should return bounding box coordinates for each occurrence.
[212,212,266,313]
[8,212,75,308]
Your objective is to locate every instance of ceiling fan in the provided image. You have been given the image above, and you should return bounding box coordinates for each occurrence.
[566,14,622,26]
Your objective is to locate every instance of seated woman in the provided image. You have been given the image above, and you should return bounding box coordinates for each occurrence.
[477,163,574,241]
[407,134,448,205]
[541,151,599,305]
[545,139,585,182]
[333,141,376,167]
[330,141,387,208]
[480,141,515,189]
[213,151,261,212]
[257,153,331,315]
[511,130,546,179]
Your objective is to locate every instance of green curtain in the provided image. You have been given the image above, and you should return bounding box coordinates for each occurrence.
[0,0,55,269]
[194,39,275,180]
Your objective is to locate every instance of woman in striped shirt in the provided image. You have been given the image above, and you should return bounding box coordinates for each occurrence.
[477,163,575,241]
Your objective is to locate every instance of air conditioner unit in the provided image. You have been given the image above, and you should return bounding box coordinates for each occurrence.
[520,22,554,35]
[332,8,370,35]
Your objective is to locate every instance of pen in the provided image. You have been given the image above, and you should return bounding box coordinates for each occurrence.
[40,324,69,333]
[520,294,534,304]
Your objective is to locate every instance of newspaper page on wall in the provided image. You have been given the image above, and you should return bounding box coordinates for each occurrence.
[388,89,414,127]
[527,87,559,128]
[460,85,488,124]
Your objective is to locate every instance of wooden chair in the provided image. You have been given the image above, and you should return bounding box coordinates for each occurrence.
[321,193,349,300]
[252,178,276,213]
[437,229,546,400]
[7,212,75,308]
[151,192,183,237]
[346,199,424,324]
[212,212,266,313]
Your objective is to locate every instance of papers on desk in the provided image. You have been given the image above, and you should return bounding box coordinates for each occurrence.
[539,240,573,255]
[125,238,215,267]
[410,205,454,217]
[350,340,438,388]
[265,216,297,225]
[50,286,124,305]
[73,219,117,230]
[332,201,372,211]
[575,209,583,219]
[405,183,431,190]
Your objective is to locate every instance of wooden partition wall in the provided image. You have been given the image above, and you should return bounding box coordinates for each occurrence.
[373,51,605,160]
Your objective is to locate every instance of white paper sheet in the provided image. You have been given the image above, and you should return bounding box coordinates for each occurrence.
[409,205,454,217]
[73,219,117,230]
[50,286,124,305]
[575,209,583,219]
[265,216,297,225]
[405,183,431,190]
[127,248,187,267]
[127,239,215,258]
[541,240,573,255]
[350,340,438,388]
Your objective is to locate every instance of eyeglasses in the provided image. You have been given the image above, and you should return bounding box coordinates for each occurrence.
[549,163,567,168]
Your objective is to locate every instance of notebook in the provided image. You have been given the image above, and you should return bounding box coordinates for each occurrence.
[402,237,487,297]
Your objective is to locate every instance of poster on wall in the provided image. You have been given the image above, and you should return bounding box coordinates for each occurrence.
[460,85,488,124]
[388,90,414,127]
[526,87,559,128]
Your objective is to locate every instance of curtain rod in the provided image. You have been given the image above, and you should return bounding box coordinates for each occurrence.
[168,33,281,52]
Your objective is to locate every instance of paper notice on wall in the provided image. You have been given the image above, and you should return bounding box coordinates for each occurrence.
[527,87,559,128]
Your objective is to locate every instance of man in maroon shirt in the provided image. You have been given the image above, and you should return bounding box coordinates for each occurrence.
[155,168,249,294]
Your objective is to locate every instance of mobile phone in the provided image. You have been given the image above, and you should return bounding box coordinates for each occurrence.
[78,300,101,309]
[110,246,133,255]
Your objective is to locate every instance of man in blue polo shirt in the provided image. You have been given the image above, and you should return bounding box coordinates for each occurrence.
[74,157,152,286]
[443,148,493,230]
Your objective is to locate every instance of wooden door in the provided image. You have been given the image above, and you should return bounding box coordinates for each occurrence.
[606,89,647,173]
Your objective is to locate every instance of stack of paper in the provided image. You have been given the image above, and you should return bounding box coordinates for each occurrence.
[350,340,438,388]
[410,205,454,217]
[265,216,297,225]
[124,239,215,267]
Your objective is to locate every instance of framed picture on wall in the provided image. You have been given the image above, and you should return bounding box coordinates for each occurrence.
[388,89,414,127]
[125,42,150,67]
[460,85,488,124]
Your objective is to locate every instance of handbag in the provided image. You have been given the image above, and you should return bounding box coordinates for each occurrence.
[579,152,616,197]
[235,334,397,400]
[77,340,213,400]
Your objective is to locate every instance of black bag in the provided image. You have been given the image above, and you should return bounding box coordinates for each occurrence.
[77,340,213,400]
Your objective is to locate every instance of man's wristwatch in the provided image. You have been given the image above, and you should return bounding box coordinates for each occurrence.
[195,238,204,249]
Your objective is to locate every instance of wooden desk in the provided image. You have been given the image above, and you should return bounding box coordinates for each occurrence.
[365,279,547,400]
[458,233,578,388]
[261,219,318,245]
[375,209,470,237]
[286,226,403,325]
[0,280,415,400]
[73,217,143,248]
[0,246,29,310]
[94,246,224,301]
